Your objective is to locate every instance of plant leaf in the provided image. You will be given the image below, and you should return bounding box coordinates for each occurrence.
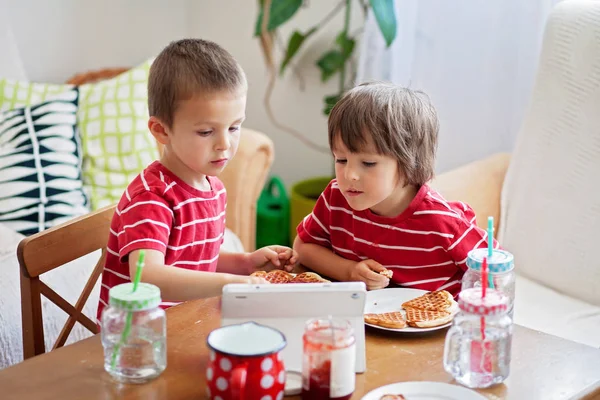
[316,50,346,82]
[280,28,316,75]
[254,0,303,36]
[369,0,397,47]
[323,93,342,115]
[335,32,355,58]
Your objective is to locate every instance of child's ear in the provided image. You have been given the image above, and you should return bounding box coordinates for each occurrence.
[148,116,170,145]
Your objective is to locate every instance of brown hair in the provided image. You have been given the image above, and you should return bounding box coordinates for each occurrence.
[328,82,439,186]
[148,38,247,127]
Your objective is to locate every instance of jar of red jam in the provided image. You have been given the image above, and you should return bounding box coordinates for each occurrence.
[302,318,356,400]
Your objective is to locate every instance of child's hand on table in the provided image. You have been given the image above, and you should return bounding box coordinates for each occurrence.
[349,259,390,290]
[248,245,298,273]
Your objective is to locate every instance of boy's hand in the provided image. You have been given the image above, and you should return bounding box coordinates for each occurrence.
[349,259,390,290]
[248,245,298,273]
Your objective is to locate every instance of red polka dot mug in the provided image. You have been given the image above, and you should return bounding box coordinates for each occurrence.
[206,322,287,400]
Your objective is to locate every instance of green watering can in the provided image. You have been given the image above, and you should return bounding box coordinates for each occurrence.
[256,176,290,248]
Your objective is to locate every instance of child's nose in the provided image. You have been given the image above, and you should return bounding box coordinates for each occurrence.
[215,132,230,150]
[344,166,359,181]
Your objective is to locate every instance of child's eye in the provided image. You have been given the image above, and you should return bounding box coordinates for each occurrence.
[335,159,347,164]
[363,162,377,167]
[196,130,212,136]
[229,126,241,132]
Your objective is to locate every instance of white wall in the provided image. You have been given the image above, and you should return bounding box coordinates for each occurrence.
[7,0,188,83]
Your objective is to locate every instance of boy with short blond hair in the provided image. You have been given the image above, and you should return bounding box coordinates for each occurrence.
[294,82,497,295]
[98,39,296,320]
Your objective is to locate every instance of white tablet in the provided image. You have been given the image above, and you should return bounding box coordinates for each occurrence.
[221,282,367,374]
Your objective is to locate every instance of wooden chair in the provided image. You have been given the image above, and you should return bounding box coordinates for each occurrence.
[17,205,116,359]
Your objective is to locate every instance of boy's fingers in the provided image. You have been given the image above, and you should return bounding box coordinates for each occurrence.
[363,259,385,273]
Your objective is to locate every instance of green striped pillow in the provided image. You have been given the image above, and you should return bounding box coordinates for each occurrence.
[78,59,159,209]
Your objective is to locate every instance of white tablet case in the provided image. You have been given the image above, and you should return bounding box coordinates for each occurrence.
[221,282,367,373]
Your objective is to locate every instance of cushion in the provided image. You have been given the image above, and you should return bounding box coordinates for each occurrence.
[0,88,89,235]
[0,78,74,111]
[77,59,159,209]
[514,274,600,348]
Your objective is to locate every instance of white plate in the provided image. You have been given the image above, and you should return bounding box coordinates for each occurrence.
[364,288,455,333]
[361,381,487,400]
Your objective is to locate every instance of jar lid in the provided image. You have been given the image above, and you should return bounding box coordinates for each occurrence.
[458,288,509,316]
[466,248,514,273]
[109,282,162,311]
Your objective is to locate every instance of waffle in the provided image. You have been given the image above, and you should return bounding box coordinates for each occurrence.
[404,307,453,328]
[264,270,295,284]
[251,270,330,284]
[290,272,330,283]
[364,312,407,329]
[401,290,454,312]
[380,395,406,400]
[379,269,393,279]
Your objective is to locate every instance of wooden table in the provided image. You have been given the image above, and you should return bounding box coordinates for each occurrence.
[1,297,600,400]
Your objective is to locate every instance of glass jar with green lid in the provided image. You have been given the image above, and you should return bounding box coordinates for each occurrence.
[101,282,166,383]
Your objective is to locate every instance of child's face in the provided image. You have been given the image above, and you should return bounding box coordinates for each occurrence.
[332,135,408,216]
[153,90,246,185]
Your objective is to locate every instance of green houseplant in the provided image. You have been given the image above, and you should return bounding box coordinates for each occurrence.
[254,0,397,242]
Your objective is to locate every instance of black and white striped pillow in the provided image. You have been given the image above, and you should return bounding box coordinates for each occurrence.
[0,88,89,235]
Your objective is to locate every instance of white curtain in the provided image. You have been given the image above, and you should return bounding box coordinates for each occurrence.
[356,0,562,173]
[0,0,27,80]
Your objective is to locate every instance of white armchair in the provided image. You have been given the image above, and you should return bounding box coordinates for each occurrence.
[432,0,600,347]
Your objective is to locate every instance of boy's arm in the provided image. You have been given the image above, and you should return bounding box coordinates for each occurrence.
[128,249,256,301]
[293,236,355,281]
[216,251,252,275]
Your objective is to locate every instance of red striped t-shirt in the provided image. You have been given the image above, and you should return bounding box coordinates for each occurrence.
[296,179,498,296]
[97,161,226,321]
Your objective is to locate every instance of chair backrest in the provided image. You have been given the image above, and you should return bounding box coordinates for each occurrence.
[499,0,600,305]
[17,205,115,359]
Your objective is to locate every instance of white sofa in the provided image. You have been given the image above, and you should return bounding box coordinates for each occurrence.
[432,0,600,348]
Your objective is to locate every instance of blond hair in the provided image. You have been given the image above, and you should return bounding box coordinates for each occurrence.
[328,82,439,186]
[148,39,247,127]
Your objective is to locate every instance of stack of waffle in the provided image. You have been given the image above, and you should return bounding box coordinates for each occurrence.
[364,290,458,329]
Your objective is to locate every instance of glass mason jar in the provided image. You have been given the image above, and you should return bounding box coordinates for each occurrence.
[462,248,515,317]
[444,287,513,389]
[302,318,356,400]
[101,282,166,383]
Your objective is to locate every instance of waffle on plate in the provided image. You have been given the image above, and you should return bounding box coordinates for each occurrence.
[364,312,406,329]
[365,290,457,330]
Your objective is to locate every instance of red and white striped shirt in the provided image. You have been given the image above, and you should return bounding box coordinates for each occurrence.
[296,179,498,296]
[97,161,226,320]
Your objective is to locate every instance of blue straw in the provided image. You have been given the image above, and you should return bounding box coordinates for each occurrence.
[487,217,495,289]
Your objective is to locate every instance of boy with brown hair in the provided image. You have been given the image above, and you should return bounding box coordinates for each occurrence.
[97,39,296,320]
[294,82,498,295]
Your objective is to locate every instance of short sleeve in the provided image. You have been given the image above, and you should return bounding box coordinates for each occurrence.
[446,203,500,270]
[116,191,174,262]
[296,182,334,248]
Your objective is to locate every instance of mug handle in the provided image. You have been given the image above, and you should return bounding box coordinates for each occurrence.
[231,364,247,400]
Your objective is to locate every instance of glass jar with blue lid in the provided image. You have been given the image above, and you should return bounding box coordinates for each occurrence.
[461,248,515,316]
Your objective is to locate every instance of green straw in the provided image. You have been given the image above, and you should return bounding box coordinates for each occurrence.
[487,217,495,289]
[110,250,146,370]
